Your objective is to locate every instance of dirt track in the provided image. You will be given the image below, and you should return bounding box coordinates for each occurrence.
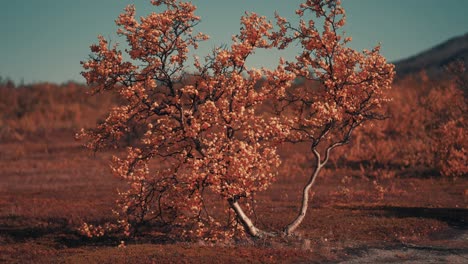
[343,230,468,263]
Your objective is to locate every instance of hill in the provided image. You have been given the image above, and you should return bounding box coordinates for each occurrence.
[394,33,468,79]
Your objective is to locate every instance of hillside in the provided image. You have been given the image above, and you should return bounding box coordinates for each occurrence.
[394,33,468,78]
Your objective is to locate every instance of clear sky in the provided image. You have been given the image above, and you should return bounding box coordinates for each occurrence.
[1,0,467,84]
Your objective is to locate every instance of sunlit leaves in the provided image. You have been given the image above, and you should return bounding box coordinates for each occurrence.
[79,0,394,240]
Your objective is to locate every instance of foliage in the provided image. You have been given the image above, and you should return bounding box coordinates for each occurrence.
[0,82,116,141]
[336,62,467,178]
[78,0,394,240]
[270,0,394,234]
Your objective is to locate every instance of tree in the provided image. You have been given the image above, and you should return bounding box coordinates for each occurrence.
[432,61,467,178]
[272,0,394,235]
[79,0,394,240]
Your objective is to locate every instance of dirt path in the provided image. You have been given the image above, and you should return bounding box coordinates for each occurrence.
[342,230,468,263]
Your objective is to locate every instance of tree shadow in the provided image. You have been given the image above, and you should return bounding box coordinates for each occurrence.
[335,205,468,229]
[0,215,175,248]
[0,215,82,245]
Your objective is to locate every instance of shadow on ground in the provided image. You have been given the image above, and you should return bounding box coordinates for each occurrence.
[335,205,468,229]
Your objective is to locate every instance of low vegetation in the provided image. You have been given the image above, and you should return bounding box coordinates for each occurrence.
[0,0,466,262]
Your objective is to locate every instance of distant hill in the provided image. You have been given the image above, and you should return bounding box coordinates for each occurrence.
[394,33,468,79]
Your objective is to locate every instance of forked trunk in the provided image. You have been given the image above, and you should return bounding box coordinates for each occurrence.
[231,144,340,238]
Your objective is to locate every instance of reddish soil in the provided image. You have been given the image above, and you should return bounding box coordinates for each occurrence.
[0,131,467,263]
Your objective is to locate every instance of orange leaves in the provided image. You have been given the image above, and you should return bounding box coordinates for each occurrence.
[437,119,467,177]
[81,0,290,240]
[79,0,395,240]
[116,5,138,34]
[336,63,467,180]
[238,12,273,48]
[272,0,395,145]
[212,12,276,70]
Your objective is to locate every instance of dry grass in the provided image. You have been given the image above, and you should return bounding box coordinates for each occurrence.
[0,82,466,263]
[0,131,466,263]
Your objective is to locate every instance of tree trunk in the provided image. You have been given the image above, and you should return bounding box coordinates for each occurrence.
[284,149,324,235]
[228,199,275,238]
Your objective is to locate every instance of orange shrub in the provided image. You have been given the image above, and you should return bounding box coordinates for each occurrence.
[0,82,117,141]
[335,63,467,178]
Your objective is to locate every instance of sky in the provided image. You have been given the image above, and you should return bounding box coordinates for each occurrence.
[0,0,467,84]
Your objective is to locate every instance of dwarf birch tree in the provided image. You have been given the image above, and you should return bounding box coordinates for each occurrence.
[79,0,394,240]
